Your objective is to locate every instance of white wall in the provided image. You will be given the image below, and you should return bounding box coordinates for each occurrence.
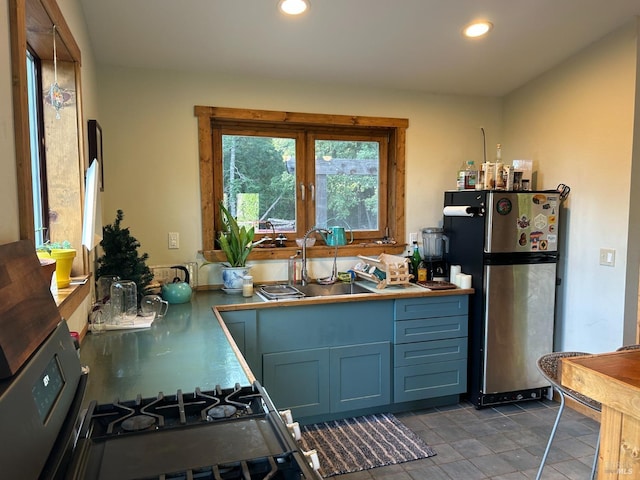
[0,0,19,244]
[503,20,639,352]
[96,66,502,284]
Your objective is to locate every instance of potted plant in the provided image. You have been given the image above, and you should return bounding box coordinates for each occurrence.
[218,201,255,291]
[96,210,154,303]
[36,240,76,289]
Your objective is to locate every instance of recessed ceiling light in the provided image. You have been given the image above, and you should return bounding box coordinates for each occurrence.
[278,0,310,16]
[463,21,493,38]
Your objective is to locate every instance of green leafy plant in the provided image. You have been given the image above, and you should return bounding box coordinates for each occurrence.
[218,201,255,267]
[36,240,73,253]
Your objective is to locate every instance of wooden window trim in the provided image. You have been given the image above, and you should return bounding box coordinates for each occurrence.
[10,0,89,274]
[195,106,408,261]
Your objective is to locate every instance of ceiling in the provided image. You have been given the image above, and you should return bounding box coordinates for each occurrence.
[78,0,639,97]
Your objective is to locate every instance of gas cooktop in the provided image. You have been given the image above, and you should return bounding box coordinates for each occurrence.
[69,383,321,479]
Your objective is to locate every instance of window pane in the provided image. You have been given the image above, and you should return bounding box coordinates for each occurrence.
[314,140,379,231]
[222,135,296,233]
[26,50,46,245]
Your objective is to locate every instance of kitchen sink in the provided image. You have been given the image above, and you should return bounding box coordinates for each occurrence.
[295,282,370,297]
[257,282,370,301]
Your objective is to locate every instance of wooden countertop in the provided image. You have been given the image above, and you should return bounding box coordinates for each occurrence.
[560,350,640,479]
[560,350,640,418]
[213,281,473,312]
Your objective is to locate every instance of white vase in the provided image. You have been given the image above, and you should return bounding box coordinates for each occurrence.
[221,266,252,291]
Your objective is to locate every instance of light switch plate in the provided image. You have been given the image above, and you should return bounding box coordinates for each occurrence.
[599,248,615,266]
[409,232,417,244]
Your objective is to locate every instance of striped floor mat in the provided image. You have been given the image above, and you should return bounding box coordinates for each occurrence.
[298,413,437,477]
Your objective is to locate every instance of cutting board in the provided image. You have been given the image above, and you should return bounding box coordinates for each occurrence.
[0,240,61,379]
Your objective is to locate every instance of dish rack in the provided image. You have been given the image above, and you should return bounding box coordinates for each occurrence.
[355,254,412,289]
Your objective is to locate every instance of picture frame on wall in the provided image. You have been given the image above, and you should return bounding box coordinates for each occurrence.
[88,119,104,191]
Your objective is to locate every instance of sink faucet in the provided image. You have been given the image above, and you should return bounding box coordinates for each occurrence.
[301,227,330,285]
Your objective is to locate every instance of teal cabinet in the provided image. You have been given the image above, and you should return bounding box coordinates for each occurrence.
[258,300,393,419]
[331,342,391,413]
[221,295,468,421]
[394,296,468,403]
[219,309,259,377]
[263,348,330,418]
[263,341,391,418]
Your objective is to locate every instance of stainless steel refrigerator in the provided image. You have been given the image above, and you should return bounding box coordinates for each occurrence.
[443,190,562,407]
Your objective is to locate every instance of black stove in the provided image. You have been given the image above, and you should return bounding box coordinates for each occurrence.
[0,321,320,480]
[70,383,320,479]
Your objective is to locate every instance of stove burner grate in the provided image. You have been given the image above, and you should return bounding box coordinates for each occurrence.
[87,383,268,438]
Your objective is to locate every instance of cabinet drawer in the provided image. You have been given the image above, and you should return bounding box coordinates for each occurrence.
[394,338,467,367]
[394,315,468,344]
[395,295,468,320]
[394,359,467,403]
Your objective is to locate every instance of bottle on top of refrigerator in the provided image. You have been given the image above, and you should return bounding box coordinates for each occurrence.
[457,160,478,190]
[476,163,486,190]
[494,144,505,190]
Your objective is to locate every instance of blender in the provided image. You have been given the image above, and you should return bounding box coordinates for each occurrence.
[421,227,449,281]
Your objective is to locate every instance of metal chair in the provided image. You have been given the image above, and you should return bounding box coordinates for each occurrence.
[536,352,601,480]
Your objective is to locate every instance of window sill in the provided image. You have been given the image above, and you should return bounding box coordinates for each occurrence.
[201,243,406,263]
[54,275,91,321]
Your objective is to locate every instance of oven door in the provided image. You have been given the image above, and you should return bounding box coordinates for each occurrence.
[0,321,87,480]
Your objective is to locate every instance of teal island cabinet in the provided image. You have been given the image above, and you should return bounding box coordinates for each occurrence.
[220,294,468,423]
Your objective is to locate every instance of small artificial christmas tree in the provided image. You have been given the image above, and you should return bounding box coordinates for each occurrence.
[96,210,153,301]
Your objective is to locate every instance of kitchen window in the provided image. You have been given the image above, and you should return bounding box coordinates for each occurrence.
[10,0,87,276]
[26,49,48,247]
[196,106,408,261]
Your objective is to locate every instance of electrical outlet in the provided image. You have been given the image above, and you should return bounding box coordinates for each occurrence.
[409,232,418,244]
[599,248,615,267]
[168,232,180,249]
[150,265,176,284]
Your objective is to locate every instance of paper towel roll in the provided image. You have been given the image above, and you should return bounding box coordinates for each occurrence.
[459,274,472,289]
[443,206,474,217]
[450,265,461,284]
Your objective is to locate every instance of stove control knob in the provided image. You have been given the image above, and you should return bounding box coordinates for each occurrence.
[279,409,293,424]
[303,449,321,471]
[286,421,301,440]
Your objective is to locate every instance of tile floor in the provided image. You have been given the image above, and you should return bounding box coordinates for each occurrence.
[332,399,600,480]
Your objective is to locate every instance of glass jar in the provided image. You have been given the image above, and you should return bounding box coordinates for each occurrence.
[110,280,138,325]
[242,275,254,298]
[97,275,120,304]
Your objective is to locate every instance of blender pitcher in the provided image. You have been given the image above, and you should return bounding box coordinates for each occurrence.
[421,227,449,260]
[421,227,449,281]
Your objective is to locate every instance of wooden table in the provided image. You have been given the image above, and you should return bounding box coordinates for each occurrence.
[560,350,640,479]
